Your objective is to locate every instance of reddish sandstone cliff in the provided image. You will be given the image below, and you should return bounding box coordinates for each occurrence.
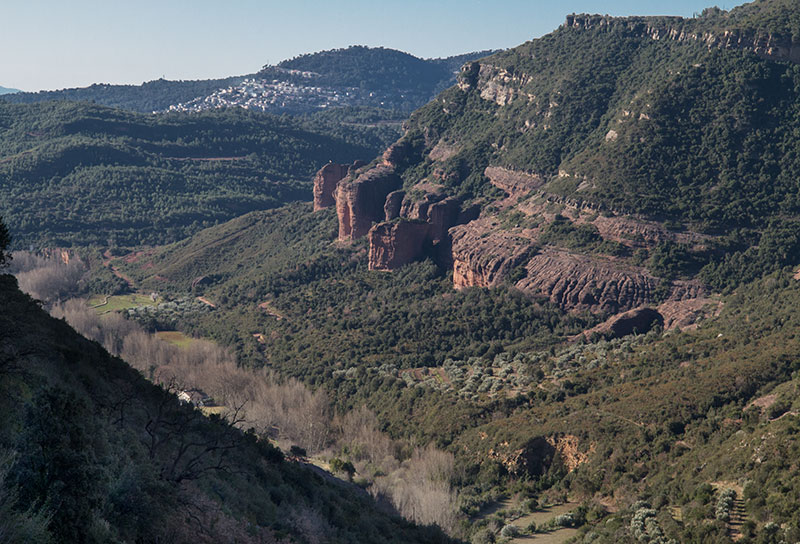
[368,220,431,271]
[313,162,350,210]
[336,166,402,240]
[312,160,367,211]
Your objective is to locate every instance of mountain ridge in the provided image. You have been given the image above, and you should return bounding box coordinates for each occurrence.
[307,1,800,323]
[3,46,497,115]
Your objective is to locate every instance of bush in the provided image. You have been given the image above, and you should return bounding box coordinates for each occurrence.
[471,527,496,544]
[715,488,736,522]
[500,524,520,538]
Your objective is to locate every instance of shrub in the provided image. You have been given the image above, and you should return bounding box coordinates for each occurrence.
[500,524,520,538]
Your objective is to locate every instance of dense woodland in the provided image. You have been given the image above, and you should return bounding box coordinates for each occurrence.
[0,269,455,543]
[274,46,496,97]
[0,102,396,247]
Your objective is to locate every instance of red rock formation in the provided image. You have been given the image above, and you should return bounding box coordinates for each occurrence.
[515,249,659,313]
[335,166,402,240]
[368,220,430,271]
[384,190,405,221]
[312,161,368,211]
[372,190,471,270]
[427,197,462,243]
[312,162,350,211]
[449,219,535,289]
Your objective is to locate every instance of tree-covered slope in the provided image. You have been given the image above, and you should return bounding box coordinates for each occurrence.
[1,76,252,113]
[398,4,800,231]
[115,204,592,437]
[0,272,454,544]
[0,101,389,248]
[109,193,800,544]
[275,46,495,95]
[358,0,800,298]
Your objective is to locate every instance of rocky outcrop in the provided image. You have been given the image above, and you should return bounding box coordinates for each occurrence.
[564,14,800,64]
[487,434,591,477]
[370,192,468,270]
[336,166,402,240]
[382,139,421,169]
[384,190,405,221]
[459,63,526,106]
[427,197,462,243]
[368,220,430,271]
[657,295,721,330]
[400,193,437,222]
[515,249,658,313]
[579,307,664,340]
[484,166,543,197]
[488,437,555,477]
[428,140,460,161]
[313,162,350,210]
[312,160,367,211]
[450,219,536,289]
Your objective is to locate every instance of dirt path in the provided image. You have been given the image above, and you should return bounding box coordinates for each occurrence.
[197,296,216,308]
[91,295,110,308]
[110,265,136,289]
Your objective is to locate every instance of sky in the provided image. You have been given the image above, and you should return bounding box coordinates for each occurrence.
[3,0,747,92]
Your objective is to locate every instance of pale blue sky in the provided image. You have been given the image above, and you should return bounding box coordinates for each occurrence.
[3,0,746,92]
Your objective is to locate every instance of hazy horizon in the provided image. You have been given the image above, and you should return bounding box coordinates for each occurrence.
[4,0,746,92]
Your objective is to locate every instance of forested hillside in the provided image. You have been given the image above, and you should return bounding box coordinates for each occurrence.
[0,102,393,247]
[0,269,454,544]
[110,196,800,544]
[1,76,251,113]
[274,46,496,97]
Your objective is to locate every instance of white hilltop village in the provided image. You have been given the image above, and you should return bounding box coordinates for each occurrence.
[165,67,401,114]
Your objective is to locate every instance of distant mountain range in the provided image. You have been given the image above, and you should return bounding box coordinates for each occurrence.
[2,46,497,114]
[0,86,19,95]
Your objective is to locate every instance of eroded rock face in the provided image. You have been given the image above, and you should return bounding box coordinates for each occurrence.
[313,162,351,210]
[427,197,462,243]
[450,219,535,289]
[484,166,543,197]
[336,166,402,240]
[564,14,800,64]
[384,190,405,221]
[371,190,473,269]
[487,434,592,477]
[382,140,416,168]
[368,220,430,271]
[515,249,658,313]
[312,160,368,211]
[489,437,555,477]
